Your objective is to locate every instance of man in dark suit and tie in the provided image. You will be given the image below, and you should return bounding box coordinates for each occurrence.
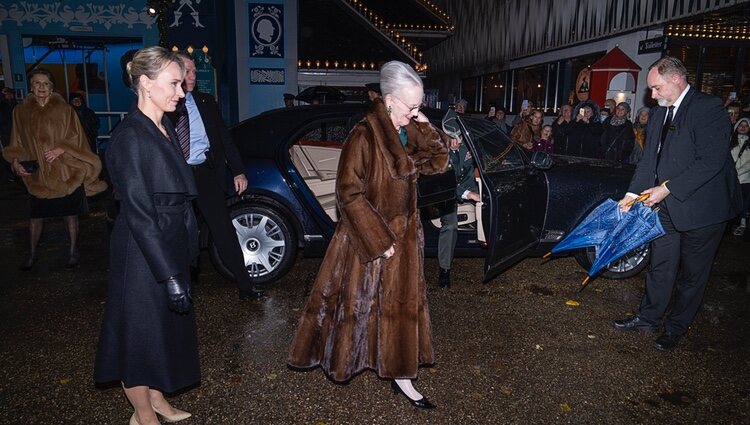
[171,52,264,300]
[613,56,742,350]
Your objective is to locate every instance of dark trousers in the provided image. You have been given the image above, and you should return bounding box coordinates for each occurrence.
[638,210,726,335]
[192,165,252,292]
[438,204,458,270]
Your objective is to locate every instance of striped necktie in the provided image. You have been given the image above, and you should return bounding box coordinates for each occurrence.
[175,110,191,160]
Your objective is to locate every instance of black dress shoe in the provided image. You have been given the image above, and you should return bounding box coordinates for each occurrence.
[612,316,658,332]
[390,381,436,409]
[19,255,37,271]
[239,287,265,300]
[653,332,682,351]
[438,268,451,289]
[65,250,80,268]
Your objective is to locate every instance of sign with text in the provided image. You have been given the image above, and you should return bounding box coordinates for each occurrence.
[192,50,216,97]
[638,36,667,55]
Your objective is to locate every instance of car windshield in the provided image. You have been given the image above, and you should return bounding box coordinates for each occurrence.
[460,116,525,174]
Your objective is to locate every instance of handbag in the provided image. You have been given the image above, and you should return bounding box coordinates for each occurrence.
[20,160,39,173]
[416,169,457,208]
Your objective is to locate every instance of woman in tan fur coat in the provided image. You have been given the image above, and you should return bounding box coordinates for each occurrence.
[3,69,106,269]
[288,61,449,408]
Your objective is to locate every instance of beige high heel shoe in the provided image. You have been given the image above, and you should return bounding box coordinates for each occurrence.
[152,406,191,422]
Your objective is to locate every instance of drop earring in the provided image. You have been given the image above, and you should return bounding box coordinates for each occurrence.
[388,105,392,115]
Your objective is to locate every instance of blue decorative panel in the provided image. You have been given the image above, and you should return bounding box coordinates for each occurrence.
[249,3,284,58]
[0,2,156,32]
[250,68,285,85]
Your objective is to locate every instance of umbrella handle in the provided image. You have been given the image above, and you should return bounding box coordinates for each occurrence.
[625,193,650,207]
[581,275,591,288]
[626,180,671,208]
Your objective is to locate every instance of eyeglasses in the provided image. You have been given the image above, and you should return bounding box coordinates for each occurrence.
[392,95,422,114]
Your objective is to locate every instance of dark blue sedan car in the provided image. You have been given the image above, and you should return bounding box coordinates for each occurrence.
[205,104,649,285]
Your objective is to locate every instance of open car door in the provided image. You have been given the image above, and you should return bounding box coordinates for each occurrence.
[458,117,548,282]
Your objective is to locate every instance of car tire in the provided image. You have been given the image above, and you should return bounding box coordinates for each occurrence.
[209,204,297,285]
[573,244,650,280]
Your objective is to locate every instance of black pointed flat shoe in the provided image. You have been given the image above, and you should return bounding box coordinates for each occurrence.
[390,380,436,409]
[65,250,80,268]
[19,255,37,271]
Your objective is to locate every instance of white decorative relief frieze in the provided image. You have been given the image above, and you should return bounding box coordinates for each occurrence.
[0,2,157,30]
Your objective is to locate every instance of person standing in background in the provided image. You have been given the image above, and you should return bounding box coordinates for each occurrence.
[3,69,106,270]
[69,92,100,153]
[454,98,468,114]
[0,87,17,180]
[365,82,382,102]
[600,102,635,162]
[567,103,603,158]
[629,106,650,164]
[511,108,543,151]
[552,104,573,155]
[283,93,296,108]
[169,52,264,301]
[533,124,554,154]
[487,106,510,135]
[730,117,750,238]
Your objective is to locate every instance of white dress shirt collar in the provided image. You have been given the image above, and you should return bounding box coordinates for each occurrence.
[669,83,690,117]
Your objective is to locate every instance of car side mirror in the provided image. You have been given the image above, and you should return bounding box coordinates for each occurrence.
[530,151,553,170]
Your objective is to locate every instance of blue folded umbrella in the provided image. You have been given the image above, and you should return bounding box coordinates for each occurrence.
[548,198,622,256]
[584,202,665,286]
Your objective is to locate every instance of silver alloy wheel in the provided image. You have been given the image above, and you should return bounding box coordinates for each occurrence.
[574,243,650,279]
[232,211,287,278]
[601,244,650,274]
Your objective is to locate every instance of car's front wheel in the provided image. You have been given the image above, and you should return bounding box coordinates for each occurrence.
[209,204,297,285]
[574,244,650,280]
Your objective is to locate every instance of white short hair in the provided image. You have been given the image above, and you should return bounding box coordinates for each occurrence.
[380,61,423,98]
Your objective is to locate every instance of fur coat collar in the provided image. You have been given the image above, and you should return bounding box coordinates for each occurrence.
[2,93,106,198]
[365,98,449,179]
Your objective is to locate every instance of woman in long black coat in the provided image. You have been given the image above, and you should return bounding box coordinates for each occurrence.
[94,46,199,425]
[600,102,635,162]
[567,103,603,158]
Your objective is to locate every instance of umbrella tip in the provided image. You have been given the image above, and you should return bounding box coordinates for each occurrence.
[581,276,590,287]
[542,252,552,259]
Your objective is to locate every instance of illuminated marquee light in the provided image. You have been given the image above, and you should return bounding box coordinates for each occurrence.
[342,0,449,63]
[300,0,455,72]
[296,59,428,73]
[666,23,750,40]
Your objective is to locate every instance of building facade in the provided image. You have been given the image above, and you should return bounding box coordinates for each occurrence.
[424,0,750,116]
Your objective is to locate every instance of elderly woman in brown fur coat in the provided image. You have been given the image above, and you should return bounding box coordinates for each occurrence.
[3,69,106,270]
[288,61,449,409]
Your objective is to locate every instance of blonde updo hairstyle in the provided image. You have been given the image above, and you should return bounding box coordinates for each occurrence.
[126,46,185,95]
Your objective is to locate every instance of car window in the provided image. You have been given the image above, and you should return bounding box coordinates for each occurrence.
[461,117,525,173]
[289,119,352,222]
[290,120,349,180]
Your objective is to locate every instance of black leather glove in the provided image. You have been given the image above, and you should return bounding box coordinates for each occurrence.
[160,274,192,313]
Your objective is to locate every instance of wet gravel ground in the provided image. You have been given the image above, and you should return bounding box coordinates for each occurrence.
[1,181,749,425]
